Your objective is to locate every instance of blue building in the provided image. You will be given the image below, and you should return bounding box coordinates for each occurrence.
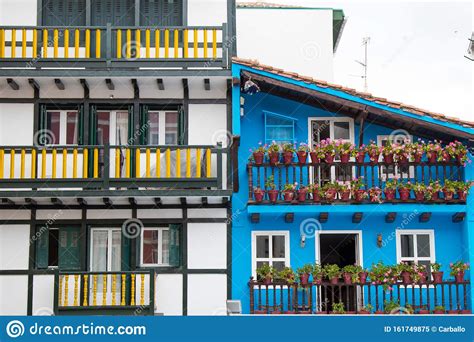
[231,58,474,315]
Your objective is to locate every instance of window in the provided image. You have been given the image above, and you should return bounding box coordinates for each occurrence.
[140,225,180,266]
[264,111,297,144]
[396,230,435,277]
[377,135,414,180]
[36,226,81,270]
[41,110,80,145]
[147,111,179,145]
[252,231,290,279]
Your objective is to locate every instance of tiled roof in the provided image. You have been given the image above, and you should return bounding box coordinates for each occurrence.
[233,57,474,129]
[237,2,306,9]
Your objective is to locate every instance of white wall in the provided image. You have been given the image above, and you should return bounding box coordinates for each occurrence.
[0,224,30,270]
[0,275,28,315]
[237,8,335,81]
[32,275,55,315]
[155,274,183,315]
[188,104,227,146]
[187,0,228,26]
[0,0,37,25]
[187,222,227,269]
[0,104,34,145]
[187,274,227,315]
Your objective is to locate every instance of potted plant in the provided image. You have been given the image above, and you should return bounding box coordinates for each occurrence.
[398,182,412,201]
[443,180,456,201]
[366,141,382,164]
[369,261,395,291]
[359,268,369,283]
[342,264,363,284]
[359,304,373,315]
[449,261,470,283]
[282,183,296,202]
[253,186,265,203]
[412,263,428,284]
[256,264,274,285]
[384,300,401,314]
[297,264,313,285]
[296,184,308,202]
[323,182,339,202]
[351,178,367,202]
[336,140,355,163]
[320,138,336,164]
[425,140,443,163]
[310,144,325,164]
[431,262,443,283]
[281,143,295,165]
[444,141,469,165]
[267,141,281,165]
[296,143,309,164]
[331,302,345,315]
[338,182,351,201]
[382,140,396,164]
[277,266,296,285]
[384,179,398,201]
[397,262,413,284]
[250,142,266,165]
[265,176,279,203]
[411,182,426,201]
[453,181,473,201]
[324,264,341,284]
[408,139,425,163]
[355,145,366,163]
[308,183,322,203]
[368,187,382,203]
[426,181,442,201]
[312,263,323,284]
[417,305,430,315]
[433,305,445,314]
[394,140,410,164]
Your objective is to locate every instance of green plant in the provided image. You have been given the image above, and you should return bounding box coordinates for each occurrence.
[452,181,473,194]
[311,143,326,159]
[384,300,401,314]
[382,140,397,156]
[249,142,267,154]
[312,263,324,281]
[342,264,363,283]
[267,141,280,153]
[411,182,426,193]
[276,267,296,284]
[296,264,313,276]
[323,264,341,280]
[365,140,382,156]
[336,140,355,155]
[397,181,412,191]
[256,264,274,281]
[265,175,276,190]
[431,262,441,272]
[408,139,425,159]
[443,180,456,193]
[297,142,310,152]
[434,305,445,311]
[424,140,443,161]
[449,261,470,277]
[445,141,468,164]
[426,181,442,198]
[360,304,373,313]
[332,302,345,314]
[369,261,397,290]
[350,177,365,191]
[281,142,296,153]
[283,183,297,192]
[320,138,336,156]
[384,179,398,191]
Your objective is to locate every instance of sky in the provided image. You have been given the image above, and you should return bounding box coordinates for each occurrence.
[257,0,473,121]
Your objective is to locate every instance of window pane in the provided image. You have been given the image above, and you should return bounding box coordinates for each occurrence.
[48,229,59,267]
[162,229,170,264]
[97,112,110,145]
[266,115,293,126]
[148,112,160,145]
[266,127,293,143]
[272,236,286,258]
[91,231,108,271]
[46,112,60,144]
[111,230,122,272]
[116,112,128,145]
[334,122,350,140]
[400,235,414,257]
[66,112,79,144]
[143,230,159,264]
[417,235,431,257]
[165,112,178,145]
[311,120,330,145]
[419,260,431,278]
[273,261,285,271]
[256,236,269,258]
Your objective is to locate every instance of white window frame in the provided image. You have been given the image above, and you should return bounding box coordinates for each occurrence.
[147,110,179,145]
[377,135,415,181]
[251,231,290,279]
[140,227,171,267]
[396,229,435,265]
[89,228,122,272]
[46,110,79,145]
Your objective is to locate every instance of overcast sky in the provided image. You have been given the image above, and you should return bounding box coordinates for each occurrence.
[263,0,473,121]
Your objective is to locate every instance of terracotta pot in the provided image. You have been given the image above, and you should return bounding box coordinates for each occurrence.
[358,310,371,315]
[455,271,465,283]
[254,310,267,314]
[457,154,466,165]
[325,153,335,164]
[343,273,352,285]
[428,153,438,164]
[297,189,307,202]
[297,151,307,164]
[459,310,472,314]
[442,152,452,162]
[374,311,385,315]
[415,191,425,201]
[399,188,411,201]
[263,276,272,285]
[330,277,339,285]
[401,271,413,284]
[383,153,394,164]
[254,191,264,203]
[418,272,428,284]
[413,153,423,163]
[340,153,350,163]
[253,152,264,165]
[398,155,409,165]
[354,190,366,202]
[369,152,380,164]
[443,190,454,201]
[309,152,320,164]
[312,191,321,203]
[299,273,309,285]
[384,189,396,201]
[356,152,366,163]
[283,151,294,165]
[447,310,459,314]
[433,309,445,314]
[299,310,312,315]
[457,191,467,201]
[271,311,282,315]
[283,191,294,202]
[268,189,279,203]
[418,309,430,314]
[432,271,443,284]
[369,192,381,202]
[325,189,337,202]
[431,191,439,201]
[359,272,368,284]
[316,311,328,315]
[284,310,297,314]
[268,152,280,165]
[339,190,351,201]
[313,279,322,285]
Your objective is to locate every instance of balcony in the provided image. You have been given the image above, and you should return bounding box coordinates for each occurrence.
[248,278,471,315]
[56,271,154,315]
[0,144,227,196]
[0,24,229,69]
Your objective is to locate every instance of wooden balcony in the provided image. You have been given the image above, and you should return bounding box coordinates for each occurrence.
[0,144,224,194]
[0,24,229,69]
[56,271,154,315]
[249,278,471,315]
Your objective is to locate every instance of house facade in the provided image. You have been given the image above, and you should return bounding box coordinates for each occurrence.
[231,58,474,315]
[0,0,236,316]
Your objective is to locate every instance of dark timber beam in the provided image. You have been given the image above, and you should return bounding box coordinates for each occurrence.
[77,198,87,206]
[7,78,19,90]
[386,212,397,223]
[1,198,15,205]
[232,77,240,87]
[25,198,37,206]
[452,212,466,223]
[357,110,368,146]
[201,197,208,206]
[51,198,63,205]
[419,212,431,223]
[103,198,113,207]
[131,79,139,98]
[154,197,162,207]
[319,212,329,223]
[157,79,165,90]
[285,213,294,223]
[352,212,363,223]
[128,197,137,206]
[28,79,40,91]
[204,78,211,91]
[80,79,89,94]
[180,197,187,206]
[250,213,260,223]
[54,79,65,90]
[105,79,115,90]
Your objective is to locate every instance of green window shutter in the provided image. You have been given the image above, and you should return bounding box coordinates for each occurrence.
[89,105,97,145]
[178,106,185,145]
[78,104,84,145]
[140,105,149,145]
[58,227,82,271]
[35,226,49,269]
[169,224,181,267]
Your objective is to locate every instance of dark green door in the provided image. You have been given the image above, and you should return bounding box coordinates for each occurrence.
[58,227,82,270]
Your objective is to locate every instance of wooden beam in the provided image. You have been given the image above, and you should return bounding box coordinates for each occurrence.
[77,198,87,206]
[452,212,466,223]
[250,213,260,223]
[154,197,162,207]
[419,212,431,223]
[1,198,15,205]
[131,79,139,98]
[157,79,165,90]
[358,110,368,146]
[201,197,208,206]
[7,78,19,90]
[352,212,363,223]
[180,197,187,206]
[51,198,63,205]
[284,213,294,223]
[25,198,37,206]
[128,197,137,206]
[319,212,328,223]
[204,78,211,91]
[80,79,89,93]
[54,79,65,90]
[385,212,397,223]
[103,197,113,207]
[232,77,240,87]
[105,78,115,90]
[28,78,40,91]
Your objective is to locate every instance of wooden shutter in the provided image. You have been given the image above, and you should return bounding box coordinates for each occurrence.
[169,224,181,267]
[140,105,149,145]
[35,226,49,269]
[58,227,81,271]
[77,104,84,145]
[177,106,185,145]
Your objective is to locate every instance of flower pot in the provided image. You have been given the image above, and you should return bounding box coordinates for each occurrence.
[455,271,465,283]
[399,188,411,201]
[433,309,445,314]
[283,151,293,165]
[431,191,439,201]
[459,310,472,314]
[325,189,337,202]
[432,271,444,284]
[442,152,452,162]
[428,153,438,164]
[309,152,320,164]
[369,192,381,203]
[268,190,279,203]
[263,276,272,285]
[325,153,335,164]
[383,154,394,164]
[343,273,352,285]
[354,190,366,202]
[447,310,459,314]
[283,191,294,202]
[339,190,351,201]
[316,311,328,315]
[312,191,321,203]
[340,153,350,163]
[330,277,339,285]
[297,151,307,164]
[297,189,307,202]
[356,152,366,163]
[268,152,280,165]
[358,310,371,315]
[413,153,423,163]
[384,189,396,201]
[418,309,430,315]
[369,152,380,164]
[359,272,368,284]
[299,310,312,315]
[284,310,297,314]
[457,191,467,201]
[253,152,264,165]
[299,273,309,285]
[346,311,356,315]
[401,271,413,284]
[254,191,264,203]
[398,155,409,165]
[313,279,322,285]
[418,272,428,284]
[271,310,282,315]
[414,191,425,201]
[456,154,466,165]
[374,311,385,315]
[254,310,267,314]
[443,190,454,201]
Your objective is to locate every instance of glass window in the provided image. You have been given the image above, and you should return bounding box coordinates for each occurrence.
[142,230,159,264]
[397,231,435,275]
[253,232,289,279]
[147,111,178,145]
[264,112,296,144]
[66,111,79,144]
[400,235,414,258]
[165,112,178,144]
[148,112,160,145]
[334,121,350,140]
[141,227,172,266]
[46,111,61,144]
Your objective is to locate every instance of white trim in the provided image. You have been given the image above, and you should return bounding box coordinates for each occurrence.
[377,135,415,180]
[251,231,290,279]
[314,230,363,267]
[140,227,171,267]
[307,116,355,145]
[395,229,435,264]
[46,110,79,145]
[148,110,179,145]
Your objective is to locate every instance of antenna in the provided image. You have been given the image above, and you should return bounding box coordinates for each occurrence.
[354,37,370,92]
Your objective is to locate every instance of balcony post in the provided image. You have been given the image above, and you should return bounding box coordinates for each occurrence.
[106,23,112,66]
[53,269,59,315]
[216,142,223,189]
[103,143,110,189]
[149,270,155,315]
[221,23,228,68]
